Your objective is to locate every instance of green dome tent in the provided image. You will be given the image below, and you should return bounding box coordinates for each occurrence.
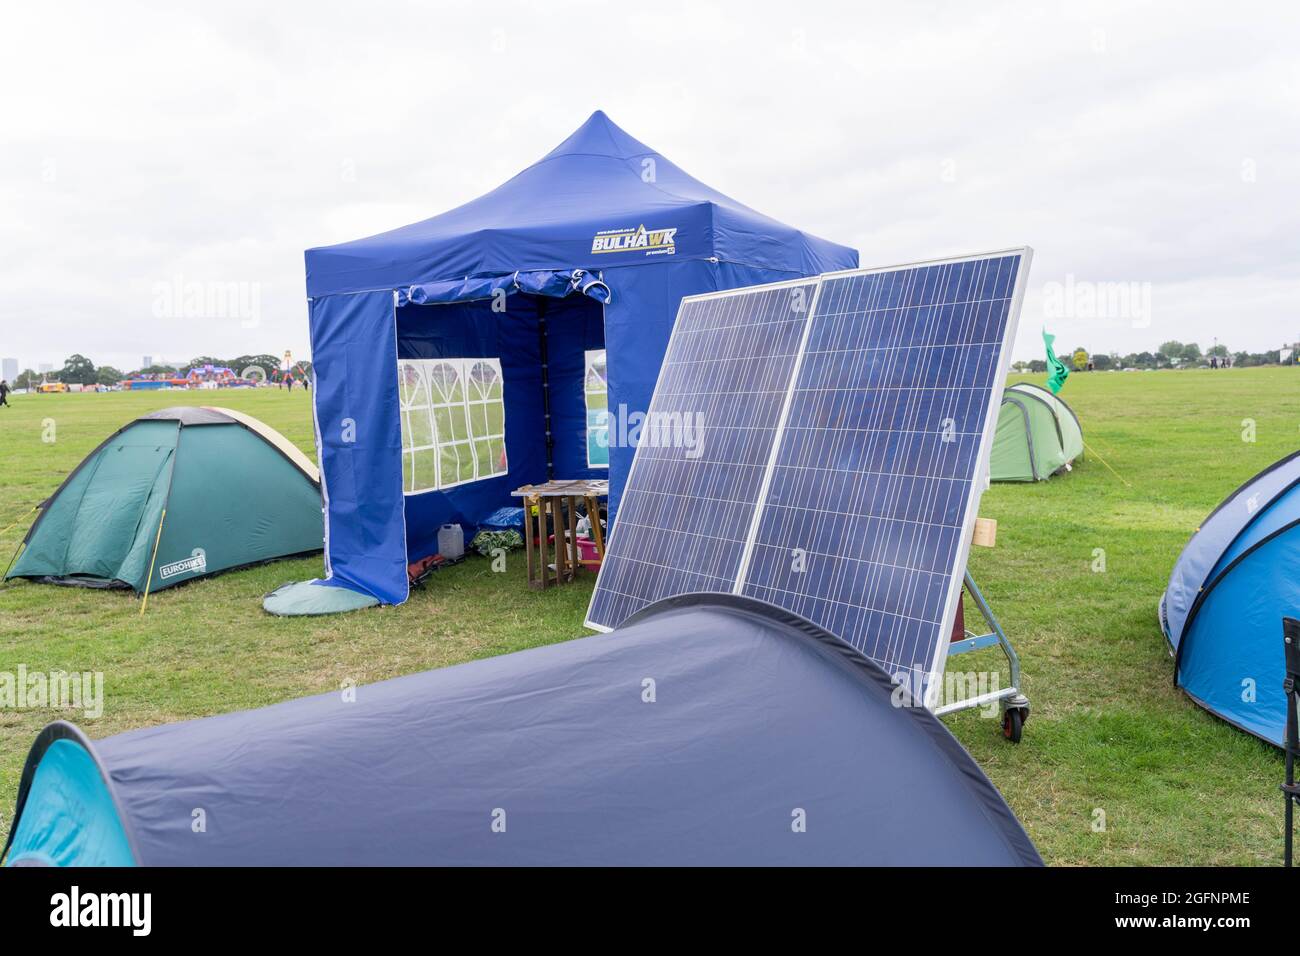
[990,382,1084,482]
[6,407,323,594]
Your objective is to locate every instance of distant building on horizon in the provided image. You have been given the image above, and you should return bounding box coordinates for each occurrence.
[1,357,16,382]
[142,355,153,369]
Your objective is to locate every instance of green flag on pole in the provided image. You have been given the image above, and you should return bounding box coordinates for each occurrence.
[1044,328,1069,394]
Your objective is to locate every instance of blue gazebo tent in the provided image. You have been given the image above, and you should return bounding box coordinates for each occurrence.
[1160,450,1300,745]
[288,112,857,610]
[4,594,1040,866]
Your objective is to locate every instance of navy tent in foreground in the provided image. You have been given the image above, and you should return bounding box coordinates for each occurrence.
[5,594,1040,866]
[299,111,857,609]
[1161,450,1300,746]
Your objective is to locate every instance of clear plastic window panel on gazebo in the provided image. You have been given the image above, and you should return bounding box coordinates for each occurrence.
[584,349,609,468]
[398,358,507,494]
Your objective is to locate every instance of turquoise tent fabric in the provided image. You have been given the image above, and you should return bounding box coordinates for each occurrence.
[5,732,136,867]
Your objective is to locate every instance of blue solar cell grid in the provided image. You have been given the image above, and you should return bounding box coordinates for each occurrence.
[739,255,1022,694]
[587,250,1027,706]
[585,281,818,631]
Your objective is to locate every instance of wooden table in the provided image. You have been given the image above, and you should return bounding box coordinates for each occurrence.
[511,479,608,589]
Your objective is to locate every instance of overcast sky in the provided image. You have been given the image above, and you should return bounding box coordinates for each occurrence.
[1,0,1296,372]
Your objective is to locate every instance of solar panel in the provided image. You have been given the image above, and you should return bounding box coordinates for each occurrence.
[586,249,1030,706]
[584,280,819,631]
[737,255,1025,699]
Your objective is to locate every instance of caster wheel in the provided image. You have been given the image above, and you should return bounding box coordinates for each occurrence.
[1002,707,1025,744]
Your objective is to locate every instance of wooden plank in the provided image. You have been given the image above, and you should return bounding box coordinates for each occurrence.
[524,495,537,587]
[972,517,997,549]
[537,498,551,589]
[565,494,579,574]
[512,478,610,498]
[552,497,569,582]
[585,495,605,560]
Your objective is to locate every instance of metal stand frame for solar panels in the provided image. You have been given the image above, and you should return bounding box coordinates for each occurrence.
[937,571,1030,742]
[587,248,1034,740]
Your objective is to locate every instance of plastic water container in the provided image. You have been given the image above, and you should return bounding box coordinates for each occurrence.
[438,524,464,560]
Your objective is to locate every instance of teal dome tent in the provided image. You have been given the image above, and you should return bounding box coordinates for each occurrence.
[6,407,323,594]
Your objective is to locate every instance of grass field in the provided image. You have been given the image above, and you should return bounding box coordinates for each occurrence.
[1,368,1297,864]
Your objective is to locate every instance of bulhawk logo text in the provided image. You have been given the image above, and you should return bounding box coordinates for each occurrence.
[592,224,677,256]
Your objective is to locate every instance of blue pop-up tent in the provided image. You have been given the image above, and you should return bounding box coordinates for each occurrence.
[287,112,856,610]
[1161,450,1300,745]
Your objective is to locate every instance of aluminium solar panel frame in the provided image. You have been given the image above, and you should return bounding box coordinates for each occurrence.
[585,248,1033,725]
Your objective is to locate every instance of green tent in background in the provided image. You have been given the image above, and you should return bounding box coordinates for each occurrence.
[6,407,323,594]
[990,383,1084,482]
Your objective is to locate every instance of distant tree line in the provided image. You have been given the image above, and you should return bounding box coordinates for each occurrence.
[11,354,309,389]
[1012,340,1294,374]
